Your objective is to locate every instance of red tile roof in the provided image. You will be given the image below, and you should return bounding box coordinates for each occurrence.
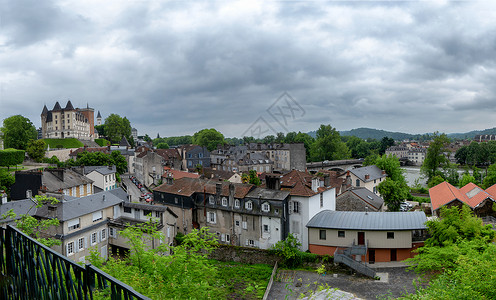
[279,170,337,197]
[486,184,496,198]
[154,177,254,198]
[163,167,200,180]
[429,181,496,211]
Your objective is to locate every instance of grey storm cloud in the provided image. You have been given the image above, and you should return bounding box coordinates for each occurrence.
[1,0,496,137]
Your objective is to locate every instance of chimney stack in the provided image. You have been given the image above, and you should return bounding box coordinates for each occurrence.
[382,170,386,175]
[365,174,370,180]
[26,190,32,199]
[311,177,319,193]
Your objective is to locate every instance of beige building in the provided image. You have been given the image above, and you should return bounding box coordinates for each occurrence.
[307,210,427,262]
[41,101,95,140]
[339,165,386,195]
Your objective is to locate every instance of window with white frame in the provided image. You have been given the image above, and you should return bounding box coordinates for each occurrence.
[245,201,253,210]
[249,239,255,246]
[78,237,85,251]
[79,185,84,195]
[209,195,215,205]
[101,229,106,240]
[221,197,228,207]
[207,211,216,224]
[91,232,97,245]
[92,211,103,222]
[68,218,80,231]
[234,199,240,208]
[292,201,300,214]
[67,241,75,256]
[262,203,270,212]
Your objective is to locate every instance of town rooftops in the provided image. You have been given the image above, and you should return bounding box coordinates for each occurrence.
[42,169,93,191]
[154,177,254,198]
[349,165,386,182]
[278,170,336,197]
[83,165,116,176]
[0,199,37,224]
[306,210,427,231]
[162,167,200,180]
[429,181,496,211]
[245,187,290,201]
[35,188,126,222]
[337,187,384,210]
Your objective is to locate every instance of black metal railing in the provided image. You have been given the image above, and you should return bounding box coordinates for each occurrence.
[1,225,150,300]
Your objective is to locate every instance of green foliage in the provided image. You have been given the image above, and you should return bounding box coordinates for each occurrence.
[346,136,376,158]
[90,226,231,299]
[0,168,15,192]
[153,135,193,147]
[26,139,46,162]
[192,128,225,151]
[482,163,496,189]
[377,178,409,211]
[459,173,477,187]
[95,138,110,146]
[104,114,133,144]
[0,149,25,169]
[1,115,37,150]
[310,124,351,162]
[71,150,127,174]
[404,206,496,299]
[94,125,106,137]
[155,142,169,149]
[43,138,84,149]
[363,153,380,166]
[455,141,496,166]
[1,195,61,247]
[421,133,451,182]
[427,175,444,188]
[270,233,302,268]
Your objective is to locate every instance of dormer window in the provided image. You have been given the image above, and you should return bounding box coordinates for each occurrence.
[221,197,228,207]
[209,195,215,205]
[262,202,270,212]
[234,199,240,208]
[245,201,253,210]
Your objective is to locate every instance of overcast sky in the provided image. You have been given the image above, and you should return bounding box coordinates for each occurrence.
[1,0,496,138]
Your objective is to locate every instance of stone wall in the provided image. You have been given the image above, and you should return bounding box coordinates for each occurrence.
[336,191,378,212]
[209,244,281,265]
[45,148,78,162]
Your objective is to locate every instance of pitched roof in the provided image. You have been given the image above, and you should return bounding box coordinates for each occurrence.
[97,111,101,118]
[306,210,427,230]
[35,188,126,221]
[245,187,290,201]
[279,170,335,197]
[337,188,384,210]
[41,105,48,115]
[52,101,62,111]
[155,149,181,160]
[0,199,37,224]
[65,100,74,110]
[119,136,131,147]
[154,177,254,198]
[349,165,386,182]
[163,167,200,180]
[84,165,116,176]
[429,181,496,211]
[42,169,94,191]
[486,184,496,198]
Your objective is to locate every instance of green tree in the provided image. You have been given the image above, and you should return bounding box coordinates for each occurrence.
[377,178,408,211]
[374,154,406,183]
[143,134,152,143]
[110,150,128,174]
[94,124,106,137]
[192,128,225,151]
[156,142,169,149]
[421,133,451,182]
[0,149,25,170]
[270,233,302,268]
[275,132,285,143]
[482,163,496,189]
[1,115,37,150]
[104,114,133,144]
[293,132,315,161]
[1,195,61,247]
[0,169,15,193]
[310,124,351,162]
[459,173,477,187]
[26,139,46,162]
[379,137,395,155]
[427,175,445,188]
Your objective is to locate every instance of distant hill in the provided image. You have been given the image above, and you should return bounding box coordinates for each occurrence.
[447,127,496,140]
[307,127,496,141]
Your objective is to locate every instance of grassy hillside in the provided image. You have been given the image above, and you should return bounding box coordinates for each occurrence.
[95,138,110,146]
[447,127,496,140]
[43,138,84,149]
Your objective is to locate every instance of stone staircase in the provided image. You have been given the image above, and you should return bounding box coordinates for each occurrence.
[334,240,376,278]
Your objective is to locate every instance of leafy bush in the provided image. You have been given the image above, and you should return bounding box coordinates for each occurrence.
[0,148,25,168]
[270,233,302,268]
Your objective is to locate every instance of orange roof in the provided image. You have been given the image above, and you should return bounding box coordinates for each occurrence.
[429,181,495,211]
[154,177,254,198]
[486,184,496,198]
[163,167,200,180]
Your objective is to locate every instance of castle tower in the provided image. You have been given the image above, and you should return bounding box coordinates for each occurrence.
[96,111,102,126]
[79,103,95,137]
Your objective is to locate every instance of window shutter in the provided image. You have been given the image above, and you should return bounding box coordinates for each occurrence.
[221,234,225,242]
[66,243,69,255]
[245,239,249,246]
[97,230,101,243]
[75,242,78,253]
[289,202,293,214]
[213,213,216,224]
[84,237,87,249]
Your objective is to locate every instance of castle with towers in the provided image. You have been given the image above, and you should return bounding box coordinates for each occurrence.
[40,101,102,140]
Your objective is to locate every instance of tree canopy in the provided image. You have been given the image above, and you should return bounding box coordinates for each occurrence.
[26,139,46,162]
[421,133,451,182]
[192,128,225,151]
[104,114,133,144]
[310,124,351,161]
[1,115,37,150]
[0,149,25,169]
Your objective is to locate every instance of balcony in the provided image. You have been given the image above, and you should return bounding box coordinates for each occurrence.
[1,225,149,300]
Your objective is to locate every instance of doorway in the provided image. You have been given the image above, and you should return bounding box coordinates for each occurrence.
[369,250,375,264]
[358,232,365,245]
[391,249,397,261]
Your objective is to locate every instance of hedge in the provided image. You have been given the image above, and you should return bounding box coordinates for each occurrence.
[0,149,25,167]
